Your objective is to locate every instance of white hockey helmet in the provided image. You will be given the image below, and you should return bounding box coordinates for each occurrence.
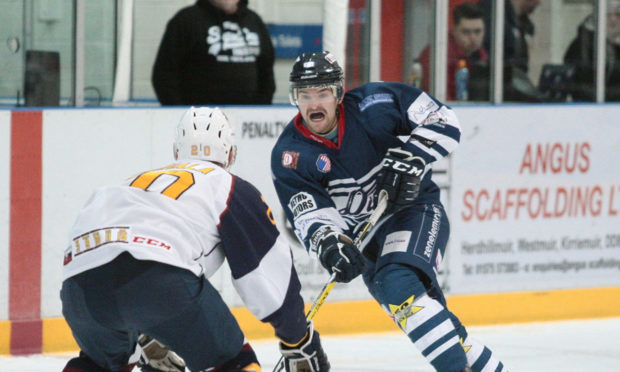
[173,106,237,169]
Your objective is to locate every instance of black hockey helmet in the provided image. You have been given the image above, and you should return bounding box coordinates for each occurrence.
[289,51,344,105]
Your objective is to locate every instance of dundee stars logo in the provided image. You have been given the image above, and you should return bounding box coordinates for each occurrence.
[388,295,423,331]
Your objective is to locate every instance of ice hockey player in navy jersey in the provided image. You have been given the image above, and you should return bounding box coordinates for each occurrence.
[61,107,330,372]
[271,51,506,372]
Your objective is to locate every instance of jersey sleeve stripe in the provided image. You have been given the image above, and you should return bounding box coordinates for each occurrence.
[217,176,236,229]
[233,234,307,343]
[414,123,461,143]
[218,176,280,279]
[409,127,459,159]
[408,141,439,163]
[231,234,295,319]
[262,263,307,344]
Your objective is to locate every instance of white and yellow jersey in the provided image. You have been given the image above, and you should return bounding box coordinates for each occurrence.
[63,159,307,343]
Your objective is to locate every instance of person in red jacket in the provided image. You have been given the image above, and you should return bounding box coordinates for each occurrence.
[418,2,489,101]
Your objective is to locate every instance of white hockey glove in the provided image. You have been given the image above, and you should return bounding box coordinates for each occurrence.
[376,147,425,214]
[279,321,330,372]
[137,334,186,372]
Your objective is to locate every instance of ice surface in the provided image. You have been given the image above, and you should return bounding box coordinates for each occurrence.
[1,318,618,371]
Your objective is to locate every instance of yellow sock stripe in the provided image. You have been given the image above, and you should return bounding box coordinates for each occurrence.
[25,286,620,355]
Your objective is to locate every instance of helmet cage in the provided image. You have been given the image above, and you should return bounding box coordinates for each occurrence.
[289,83,343,106]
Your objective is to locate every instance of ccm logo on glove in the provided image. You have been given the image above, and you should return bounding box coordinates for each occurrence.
[382,157,424,176]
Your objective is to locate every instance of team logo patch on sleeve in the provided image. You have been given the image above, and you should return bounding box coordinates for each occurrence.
[421,109,447,126]
[288,192,317,218]
[408,92,440,123]
[282,151,300,169]
[316,154,331,173]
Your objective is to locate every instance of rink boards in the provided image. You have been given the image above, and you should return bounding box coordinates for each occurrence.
[0,104,619,354]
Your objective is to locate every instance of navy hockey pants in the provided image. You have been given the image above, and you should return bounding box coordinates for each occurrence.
[60,252,244,371]
[362,202,467,338]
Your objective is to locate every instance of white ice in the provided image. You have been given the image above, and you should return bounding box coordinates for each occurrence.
[1,318,619,371]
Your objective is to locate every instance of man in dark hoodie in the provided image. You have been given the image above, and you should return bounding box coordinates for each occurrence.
[152,0,275,105]
[478,0,545,102]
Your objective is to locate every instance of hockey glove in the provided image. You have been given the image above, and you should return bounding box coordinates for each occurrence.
[137,334,185,372]
[314,228,367,283]
[376,147,426,214]
[279,321,330,372]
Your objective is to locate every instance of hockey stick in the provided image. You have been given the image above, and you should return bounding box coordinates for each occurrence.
[273,190,389,372]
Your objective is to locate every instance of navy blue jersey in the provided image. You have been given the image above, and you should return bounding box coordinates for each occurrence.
[271,82,461,254]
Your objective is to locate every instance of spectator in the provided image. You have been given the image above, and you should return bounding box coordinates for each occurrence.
[478,0,545,101]
[419,2,489,101]
[152,0,275,105]
[564,1,620,101]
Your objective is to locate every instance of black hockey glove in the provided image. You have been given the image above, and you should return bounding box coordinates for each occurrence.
[137,334,185,372]
[279,321,330,372]
[376,147,426,214]
[313,228,367,283]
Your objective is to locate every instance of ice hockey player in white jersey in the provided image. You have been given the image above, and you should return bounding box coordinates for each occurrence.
[61,107,330,372]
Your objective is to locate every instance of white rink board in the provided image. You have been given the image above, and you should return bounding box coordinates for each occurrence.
[1,104,620,320]
[449,104,620,294]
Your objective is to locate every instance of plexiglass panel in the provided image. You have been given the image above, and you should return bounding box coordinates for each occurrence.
[83,0,117,105]
[28,0,74,106]
[346,0,371,90]
[0,0,25,106]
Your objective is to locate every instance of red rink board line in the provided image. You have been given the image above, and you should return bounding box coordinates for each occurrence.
[9,111,43,355]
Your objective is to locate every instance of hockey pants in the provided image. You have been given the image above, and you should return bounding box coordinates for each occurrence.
[60,252,245,371]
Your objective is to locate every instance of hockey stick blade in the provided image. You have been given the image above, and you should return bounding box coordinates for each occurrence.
[271,190,388,372]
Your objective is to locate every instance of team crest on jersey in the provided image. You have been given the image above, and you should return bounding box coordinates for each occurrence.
[316,154,331,173]
[282,151,300,169]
